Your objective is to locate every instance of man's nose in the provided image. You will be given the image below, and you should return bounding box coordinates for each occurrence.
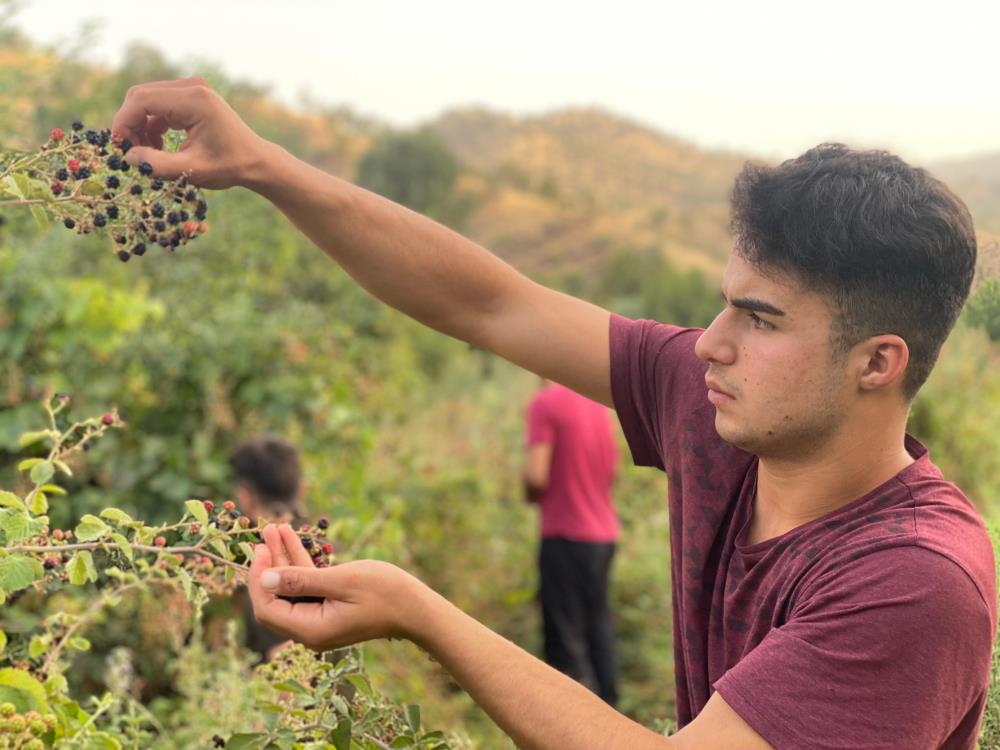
[694,310,737,365]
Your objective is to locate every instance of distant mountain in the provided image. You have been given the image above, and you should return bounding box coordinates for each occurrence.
[932,153,1000,284]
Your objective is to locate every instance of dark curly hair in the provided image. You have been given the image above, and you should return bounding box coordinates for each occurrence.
[228,437,302,514]
[730,143,977,399]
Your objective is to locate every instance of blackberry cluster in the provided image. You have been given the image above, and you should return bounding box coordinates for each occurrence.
[34,122,210,262]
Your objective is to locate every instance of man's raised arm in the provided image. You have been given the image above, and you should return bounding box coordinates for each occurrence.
[111,78,612,406]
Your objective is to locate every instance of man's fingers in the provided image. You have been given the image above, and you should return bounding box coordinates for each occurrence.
[260,565,333,600]
[111,83,212,146]
[262,524,292,567]
[278,523,315,568]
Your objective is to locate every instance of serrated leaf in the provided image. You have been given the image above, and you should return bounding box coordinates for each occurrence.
[0,492,21,510]
[3,174,26,199]
[28,635,48,659]
[29,461,54,485]
[109,532,133,562]
[1,512,46,543]
[54,460,73,477]
[26,491,47,515]
[100,507,133,524]
[344,673,374,698]
[68,637,90,651]
[0,555,43,594]
[406,704,421,734]
[238,542,255,563]
[17,431,52,449]
[272,680,308,695]
[184,499,209,525]
[75,514,110,542]
[29,205,49,230]
[209,538,232,559]
[0,668,48,712]
[39,484,66,496]
[67,550,97,585]
[224,734,269,750]
[331,719,352,750]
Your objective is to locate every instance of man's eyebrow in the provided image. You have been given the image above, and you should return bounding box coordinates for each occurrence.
[720,291,787,317]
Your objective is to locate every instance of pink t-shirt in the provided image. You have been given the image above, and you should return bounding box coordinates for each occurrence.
[609,314,997,750]
[526,383,619,542]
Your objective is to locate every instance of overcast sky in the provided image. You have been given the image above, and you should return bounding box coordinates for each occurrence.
[11,0,1000,164]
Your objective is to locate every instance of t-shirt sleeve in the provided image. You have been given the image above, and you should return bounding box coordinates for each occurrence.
[608,314,707,470]
[526,393,555,447]
[712,546,994,750]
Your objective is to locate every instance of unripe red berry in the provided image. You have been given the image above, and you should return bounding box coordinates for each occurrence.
[189,523,200,535]
[223,500,236,512]
[238,516,250,529]
[154,536,166,547]
[52,529,65,541]
[67,159,80,173]
[50,181,63,195]
[322,543,333,556]
[300,523,311,532]
[101,413,114,426]
[43,558,57,570]
[183,221,199,237]
[317,562,329,568]
[50,127,64,141]
[197,221,208,234]
[203,500,214,512]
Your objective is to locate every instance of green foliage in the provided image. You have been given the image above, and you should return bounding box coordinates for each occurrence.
[356,130,467,226]
[966,278,1000,342]
[979,521,1000,750]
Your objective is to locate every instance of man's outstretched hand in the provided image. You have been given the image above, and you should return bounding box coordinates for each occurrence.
[248,523,428,652]
[111,77,271,189]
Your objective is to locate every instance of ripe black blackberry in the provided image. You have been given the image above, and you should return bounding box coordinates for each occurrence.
[138,161,154,176]
[120,161,130,173]
[167,211,180,225]
[106,155,122,171]
[151,178,164,190]
[130,184,142,196]
[106,206,119,219]
[56,168,69,181]
[154,221,166,232]
[71,120,84,131]
[179,210,189,221]
[106,175,120,189]
[85,130,99,145]
[212,735,225,748]
[63,218,75,229]
[119,138,133,154]
[117,250,130,263]
[77,166,92,179]
[151,204,165,218]
[93,213,107,228]
[132,243,146,257]
[185,189,196,201]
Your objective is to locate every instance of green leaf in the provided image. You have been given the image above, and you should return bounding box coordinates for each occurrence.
[0,492,21,510]
[54,460,73,477]
[75,514,110,542]
[176,567,194,601]
[29,205,49,230]
[209,538,232,560]
[0,631,6,655]
[272,680,308,695]
[67,551,97,585]
[185,499,209,525]
[224,734,269,750]
[344,673,374,698]
[330,719,352,750]
[3,173,27,199]
[17,431,53,449]
[26,490,47,515]
[109,532,133,562]
[29,461,54,485]
[80,178,105,197]
[0,512,46,543]
[28,635,48,660]
[406,704,421,734]
[85,733,122,750]
[238,542,255,563]
[100,507,133,525]
[0,555,42,594]
[68,637,91,651]
[16,458,43,472]
[39,484,66,496]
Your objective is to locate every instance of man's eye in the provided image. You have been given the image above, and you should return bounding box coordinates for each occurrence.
[749,312,775,330]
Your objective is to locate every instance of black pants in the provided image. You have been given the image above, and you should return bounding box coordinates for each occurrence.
[538,537,619,707]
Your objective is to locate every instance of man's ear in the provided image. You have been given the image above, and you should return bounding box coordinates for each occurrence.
[854,334,909,393]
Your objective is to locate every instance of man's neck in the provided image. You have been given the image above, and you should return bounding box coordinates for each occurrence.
[750,424,915,545]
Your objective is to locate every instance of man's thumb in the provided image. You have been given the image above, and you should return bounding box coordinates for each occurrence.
[260,566,327,598]
[124,145,192,182]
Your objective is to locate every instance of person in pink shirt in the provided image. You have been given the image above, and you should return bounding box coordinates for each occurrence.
[524,378,620,705]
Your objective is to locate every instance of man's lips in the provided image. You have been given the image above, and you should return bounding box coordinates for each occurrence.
[705,377,736,402]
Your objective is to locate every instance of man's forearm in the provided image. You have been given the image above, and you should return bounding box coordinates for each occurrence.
[409,587,672,750]
[245,141,529,350]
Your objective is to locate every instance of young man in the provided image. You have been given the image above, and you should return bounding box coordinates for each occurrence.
[524,378,620,705]
[112,79,996,749]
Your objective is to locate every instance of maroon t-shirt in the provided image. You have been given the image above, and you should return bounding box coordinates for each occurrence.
[609,315,998,750]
